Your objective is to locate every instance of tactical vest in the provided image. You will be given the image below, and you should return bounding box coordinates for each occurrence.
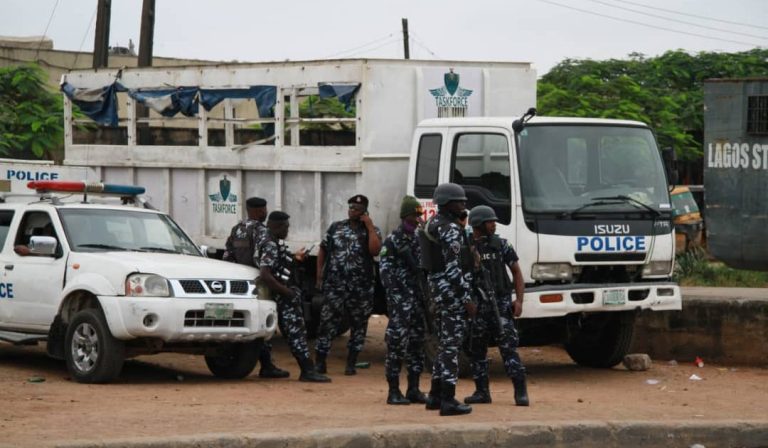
[419,215,473,274]
[256,237,294,300]
[229,221,258,266]
[479,235,513,294]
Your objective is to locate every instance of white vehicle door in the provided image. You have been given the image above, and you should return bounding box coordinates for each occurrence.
[3,210,66,330]
[0,209,18,325]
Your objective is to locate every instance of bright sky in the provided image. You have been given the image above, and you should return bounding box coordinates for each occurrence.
[2,0,767,75]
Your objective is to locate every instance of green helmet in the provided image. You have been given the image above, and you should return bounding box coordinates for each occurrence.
[469,205,498,227]
[433,183,467,206]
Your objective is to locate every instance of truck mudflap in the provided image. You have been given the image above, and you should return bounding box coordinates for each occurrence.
[517,282,681,319]
[96,296,278,342]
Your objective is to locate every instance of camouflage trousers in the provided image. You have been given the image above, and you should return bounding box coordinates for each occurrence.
[315,281,374,356]
[429,290,469,386]
[276,291,312,363]
[465,293,525,380]
[384,285,426,378]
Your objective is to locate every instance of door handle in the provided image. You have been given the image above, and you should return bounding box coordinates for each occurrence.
[4,264,13,270]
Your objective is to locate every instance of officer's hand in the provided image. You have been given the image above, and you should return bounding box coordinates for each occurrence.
[360,214,374,228]
[295,246,307,262]
[464,302,477,318]
[290,286,303,299]
[513,299,523,318]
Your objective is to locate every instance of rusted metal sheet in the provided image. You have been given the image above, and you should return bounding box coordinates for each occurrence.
[704,79,768,270]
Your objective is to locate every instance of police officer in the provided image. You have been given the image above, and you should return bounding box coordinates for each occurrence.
[315,194,382,376]
[419,183,476,416]
[222,197,288,379]
[380,196,428,405]
[258,211,331,383]
[463,205,529,406]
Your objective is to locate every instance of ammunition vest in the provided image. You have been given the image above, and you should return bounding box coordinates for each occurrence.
[228,221,260,267]
[419,215,473,274]
[479,235,513,294]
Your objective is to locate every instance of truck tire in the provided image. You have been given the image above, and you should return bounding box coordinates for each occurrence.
[64,308,125,383]
[564,311,635,368]
[204,340,261,379]
[304,294,350,340]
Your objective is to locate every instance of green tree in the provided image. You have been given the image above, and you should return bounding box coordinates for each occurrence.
[538,49,768,161]
[0,63,64,160]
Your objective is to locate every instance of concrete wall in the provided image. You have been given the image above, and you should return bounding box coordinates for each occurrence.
[632,288,768,365]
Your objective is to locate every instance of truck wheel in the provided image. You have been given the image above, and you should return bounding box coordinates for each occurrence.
[564,311,635,368]
[304,294,350,340]
[64,308,125,383]
[204,340,261,379]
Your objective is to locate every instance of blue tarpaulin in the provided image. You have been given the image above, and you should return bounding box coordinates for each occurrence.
[318,83,360,110]
[127,87,199,117]
[61,81,125,127]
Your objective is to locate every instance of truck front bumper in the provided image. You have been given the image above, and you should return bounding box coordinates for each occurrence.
[518,282,681,318]
[97,296,278,342]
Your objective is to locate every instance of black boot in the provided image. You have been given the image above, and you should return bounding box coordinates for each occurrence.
[298,357,331,383]
[315,353,327,374]
[344,351,359,376]
[513,376,529,406]
[258,349,290,379]
[386,376,411,405]
[439,383,472,416]
[463,376,491,404]
[425,377,442,411]
[405,372,427,404]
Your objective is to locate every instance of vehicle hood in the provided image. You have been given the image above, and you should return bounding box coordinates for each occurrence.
[69,251,258,280]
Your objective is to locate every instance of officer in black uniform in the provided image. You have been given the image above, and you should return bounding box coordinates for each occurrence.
[258,211,331,383]
[418,183,476,416]
[223,197,288,379]
[463,205,529,406]
[315,194,381,376]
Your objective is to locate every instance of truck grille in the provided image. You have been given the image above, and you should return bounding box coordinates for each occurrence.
[178,280,250,295]
[183,310,246,327]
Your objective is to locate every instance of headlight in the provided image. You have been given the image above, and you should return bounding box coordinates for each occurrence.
[642,261,673,277]
[125,274,171,297]
[531,263,573,281]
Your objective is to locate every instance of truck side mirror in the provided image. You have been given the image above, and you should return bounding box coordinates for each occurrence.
[28,236,58,256]
[661,147,678,186]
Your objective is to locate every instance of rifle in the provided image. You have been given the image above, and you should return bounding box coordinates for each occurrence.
[396,244,434,335]
[474,264,505,337]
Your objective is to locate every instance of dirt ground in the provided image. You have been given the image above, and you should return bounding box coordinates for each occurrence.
[1,315,767,447]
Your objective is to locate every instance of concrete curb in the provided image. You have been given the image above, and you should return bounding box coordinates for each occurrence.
[57,420,768,448]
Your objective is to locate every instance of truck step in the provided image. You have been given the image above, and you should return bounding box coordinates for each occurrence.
[0,330,47,345]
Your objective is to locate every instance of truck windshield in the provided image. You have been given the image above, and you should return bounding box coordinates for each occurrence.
[59,209,201,256]
[517,125,669,214]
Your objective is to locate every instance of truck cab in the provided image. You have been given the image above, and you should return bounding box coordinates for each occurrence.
[0,182,277,383]
[408,116,682,367]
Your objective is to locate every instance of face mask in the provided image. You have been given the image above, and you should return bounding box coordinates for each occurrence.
[402,220,418,234]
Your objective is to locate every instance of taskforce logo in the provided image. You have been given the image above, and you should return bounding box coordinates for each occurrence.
[429,69,473,117]
[209,175,238,214]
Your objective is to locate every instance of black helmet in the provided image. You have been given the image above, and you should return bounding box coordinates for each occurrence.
[433,183,467,206]
[469,205,498,227]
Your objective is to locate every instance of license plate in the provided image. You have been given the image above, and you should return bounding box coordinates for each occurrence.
[204,303,234,319]
[602,289,626,305]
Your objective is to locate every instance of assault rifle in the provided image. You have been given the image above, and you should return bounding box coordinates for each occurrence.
[396,244,434,335]
[474,264,505,337]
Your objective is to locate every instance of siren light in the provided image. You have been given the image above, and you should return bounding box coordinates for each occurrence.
[27,180,146,196]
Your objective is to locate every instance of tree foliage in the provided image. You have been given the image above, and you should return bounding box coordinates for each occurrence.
[538,49,768,161]
[0,63,65,159]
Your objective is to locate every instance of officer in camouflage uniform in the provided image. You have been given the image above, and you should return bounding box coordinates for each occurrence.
[418,183,477,416]
[222,197,288,379]
[463,205,529,406]
[315,194,382,376]
[258,211,331,383]
[380,196,428,405]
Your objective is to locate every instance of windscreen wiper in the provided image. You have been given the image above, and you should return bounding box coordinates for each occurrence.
[139,246,178,254]
[558,199,623,218]
[76,243,128,251]
[592,195,662,217]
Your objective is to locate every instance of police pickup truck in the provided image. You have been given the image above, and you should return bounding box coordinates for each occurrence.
[0,181,277,383]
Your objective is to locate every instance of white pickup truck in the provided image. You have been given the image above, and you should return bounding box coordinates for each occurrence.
[0,181,277,383]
